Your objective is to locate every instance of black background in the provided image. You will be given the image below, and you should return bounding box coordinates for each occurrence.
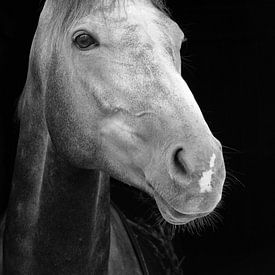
[1,0,275,274]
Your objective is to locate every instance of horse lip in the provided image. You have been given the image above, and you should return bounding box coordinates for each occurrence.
[154,191,209,225]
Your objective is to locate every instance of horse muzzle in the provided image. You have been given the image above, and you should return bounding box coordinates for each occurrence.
[148,138,226,225]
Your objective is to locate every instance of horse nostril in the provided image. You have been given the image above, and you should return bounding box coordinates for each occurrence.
[173,148,189,176]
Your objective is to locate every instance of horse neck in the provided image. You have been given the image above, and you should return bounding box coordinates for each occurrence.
[4,102,110,274]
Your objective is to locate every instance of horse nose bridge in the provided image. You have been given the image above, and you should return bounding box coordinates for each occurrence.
[160,68,205,117]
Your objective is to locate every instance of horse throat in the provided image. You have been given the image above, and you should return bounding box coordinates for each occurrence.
[4,110,110,274]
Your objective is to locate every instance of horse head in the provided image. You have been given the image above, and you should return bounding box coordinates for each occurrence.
[23,0,225,225]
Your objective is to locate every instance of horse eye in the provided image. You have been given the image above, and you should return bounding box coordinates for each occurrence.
[74,33,98,50]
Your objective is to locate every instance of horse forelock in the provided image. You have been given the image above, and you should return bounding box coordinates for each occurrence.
[46,0,169,33]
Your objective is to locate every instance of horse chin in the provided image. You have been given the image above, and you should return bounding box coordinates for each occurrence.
[154,192,210,225]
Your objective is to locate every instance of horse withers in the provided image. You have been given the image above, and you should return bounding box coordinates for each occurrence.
[1,0,226,274]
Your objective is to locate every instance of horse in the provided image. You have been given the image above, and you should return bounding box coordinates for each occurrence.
[0,0,226,273]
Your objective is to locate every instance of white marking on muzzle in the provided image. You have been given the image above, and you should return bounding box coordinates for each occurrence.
[198,153,216,193]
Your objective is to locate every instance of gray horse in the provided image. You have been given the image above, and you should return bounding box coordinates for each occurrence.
[1,0,226,273]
